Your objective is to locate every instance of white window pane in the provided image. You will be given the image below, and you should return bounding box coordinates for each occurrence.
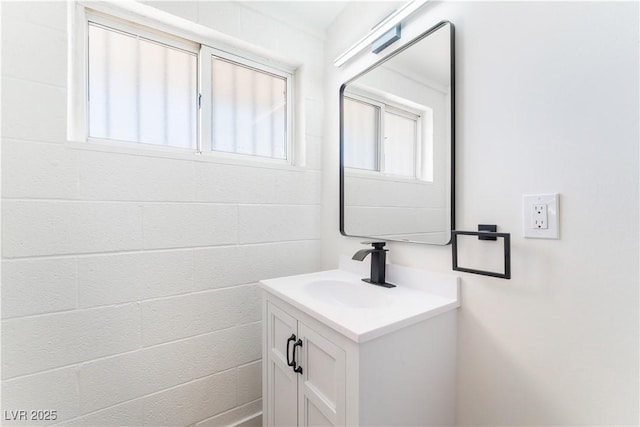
[211,57,287,159]
[88,24,197,148]
[211,59,234,153]
[384,111,416,177]
[166,48,197,149]
[139,40,165,144]
[343,97,378,170]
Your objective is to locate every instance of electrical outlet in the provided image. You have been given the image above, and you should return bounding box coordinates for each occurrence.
[523,194,559,239]
[532,203,548,229]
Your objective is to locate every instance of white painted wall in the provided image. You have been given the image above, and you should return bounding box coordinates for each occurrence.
[324,1,639,426]
[1,1,324,425]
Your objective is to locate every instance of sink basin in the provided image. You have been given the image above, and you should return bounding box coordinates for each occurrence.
[260,258,460,342]
[304,279,391,309]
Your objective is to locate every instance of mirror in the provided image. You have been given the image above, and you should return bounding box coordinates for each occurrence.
[340,21,455,245]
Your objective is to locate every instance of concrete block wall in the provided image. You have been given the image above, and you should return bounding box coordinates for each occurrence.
[1,1,324,425]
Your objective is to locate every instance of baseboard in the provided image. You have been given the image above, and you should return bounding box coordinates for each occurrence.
[232,412,262,427]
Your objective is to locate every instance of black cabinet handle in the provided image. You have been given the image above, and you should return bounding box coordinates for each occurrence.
[292,339,303,374]
[286,334,296,368]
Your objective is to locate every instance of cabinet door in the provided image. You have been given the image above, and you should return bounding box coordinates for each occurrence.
[266,302,298,427]
[297,322,346,427]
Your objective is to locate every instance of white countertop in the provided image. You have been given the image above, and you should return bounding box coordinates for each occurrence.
[260,258,460,343]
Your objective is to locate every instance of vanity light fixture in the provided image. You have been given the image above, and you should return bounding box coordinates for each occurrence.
[333,0,429,67]
[371,24,401,54]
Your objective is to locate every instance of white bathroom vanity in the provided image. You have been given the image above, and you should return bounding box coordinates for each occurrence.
[260,258,460,426]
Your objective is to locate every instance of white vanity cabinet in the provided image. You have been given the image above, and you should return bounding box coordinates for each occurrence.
[261,262,459,426]
[262,293,457,426]
[265,301,346,426]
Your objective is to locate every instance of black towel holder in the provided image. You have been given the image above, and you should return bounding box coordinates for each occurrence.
[451,228,511,279]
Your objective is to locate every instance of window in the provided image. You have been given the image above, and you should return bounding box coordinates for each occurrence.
[82,11,293,161]
[343,97,379,170]
[343,94,423,179]
[88,22,198,149]
[383,107,418,177]
[204,50,291,160]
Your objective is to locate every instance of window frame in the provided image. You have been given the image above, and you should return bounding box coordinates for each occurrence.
[343,92,424,180]
[200,46,293,163]
[342,94,383,172]
[69,3,296,165]
[383,104,421,178]
[85,12,201,150]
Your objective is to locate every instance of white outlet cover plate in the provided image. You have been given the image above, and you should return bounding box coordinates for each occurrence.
[523,193,560,239]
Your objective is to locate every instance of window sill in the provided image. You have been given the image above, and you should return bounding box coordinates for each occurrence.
[66,139,309,172]
[344,168,432,185]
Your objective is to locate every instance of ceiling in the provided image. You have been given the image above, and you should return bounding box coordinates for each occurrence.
[239,1,350,37]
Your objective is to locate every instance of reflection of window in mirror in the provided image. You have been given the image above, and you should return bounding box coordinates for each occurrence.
[384,106,418,177]
[343,92,433,182]
[343,96,379,170]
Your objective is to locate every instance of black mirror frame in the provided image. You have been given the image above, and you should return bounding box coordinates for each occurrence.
[339,20,456,245]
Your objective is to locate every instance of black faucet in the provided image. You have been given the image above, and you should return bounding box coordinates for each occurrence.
[352,242,396,288]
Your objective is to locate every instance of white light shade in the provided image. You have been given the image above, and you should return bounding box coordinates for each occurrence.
[333,0,429,67]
